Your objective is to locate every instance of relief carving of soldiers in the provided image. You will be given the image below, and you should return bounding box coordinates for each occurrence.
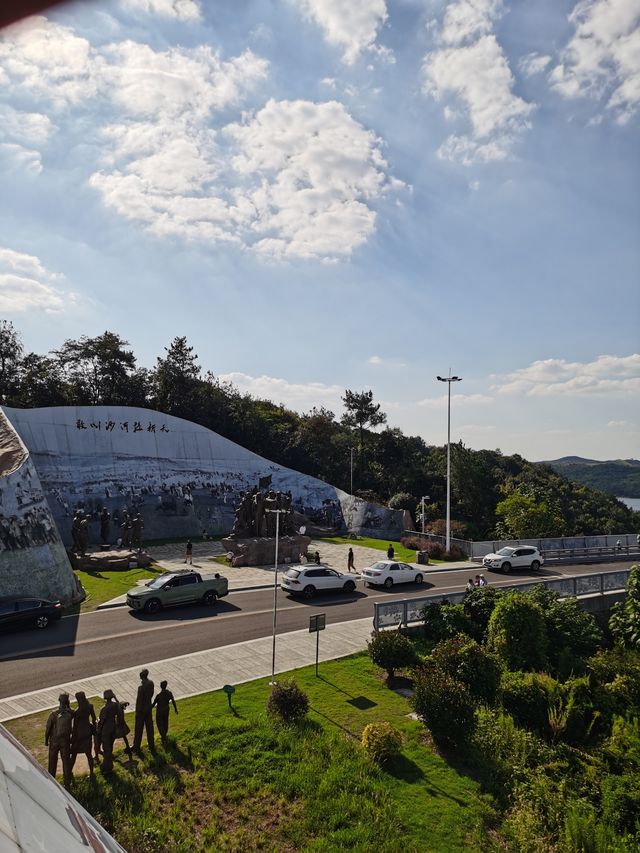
[100,507,111,546]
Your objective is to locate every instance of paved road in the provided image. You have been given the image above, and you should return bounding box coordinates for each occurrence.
[0,561,630,698]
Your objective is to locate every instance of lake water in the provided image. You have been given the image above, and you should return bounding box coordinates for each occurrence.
[618,497,640,511]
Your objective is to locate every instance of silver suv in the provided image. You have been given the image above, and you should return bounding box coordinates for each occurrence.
[482,546,544,574]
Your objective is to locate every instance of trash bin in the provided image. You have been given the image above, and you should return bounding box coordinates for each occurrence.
[416,551,430,565]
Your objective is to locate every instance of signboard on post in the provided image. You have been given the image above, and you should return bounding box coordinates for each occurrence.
[309,613,326,676]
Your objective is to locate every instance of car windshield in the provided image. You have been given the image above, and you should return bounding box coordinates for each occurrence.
[496,547,516,556]
[146,574,174,589]
[369,562,389,571]
[286,569,301,579]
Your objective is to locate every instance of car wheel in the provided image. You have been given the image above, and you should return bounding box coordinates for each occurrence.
[501,562,511,574]
[144,598,162,614]
[531,560,540,572]
[203,591,217,606]
[35,615,50,629]
[415,574,423,585]
[384,577,393,589]
[343,580,356,593]
[302,585,316,599]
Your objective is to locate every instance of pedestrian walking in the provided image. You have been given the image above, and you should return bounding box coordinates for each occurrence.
[184,539,193,564]
[347,547,355,573]
[153,681,178,744]
[133,668,155,754]
[387,543,395,560]
[314,550,321,565]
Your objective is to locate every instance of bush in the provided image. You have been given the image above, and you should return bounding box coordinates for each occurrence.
[422,602,474,643]
[600,772,640,836]
[463,586,503,640]
[442,544,466,561]
[361,721,403,765]
[266,679,309,724]
[563,676,597,744]
[367,630,419,681]
[487,591,548,672]
[412,662,476,746]
[500,671,562,736]
[400,535,426,551]
[430,634,503,704]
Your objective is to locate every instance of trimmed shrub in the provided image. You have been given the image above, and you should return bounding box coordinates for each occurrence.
[361,721,403,765]
[400,535,426,551]
[266,679,309,724]
[430,634,503,704]
[422,602,474,643]
[442,544,466,561]
[388,492,416,511]
[487,591,548,672]
[367,630,419,681]
[500,670,562,736]
[412,662,476,746]
[463,586,503,640]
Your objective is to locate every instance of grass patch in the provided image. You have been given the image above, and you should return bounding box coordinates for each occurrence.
[316,535,443,565]
[72,564,165,613]
[7,653,494,851]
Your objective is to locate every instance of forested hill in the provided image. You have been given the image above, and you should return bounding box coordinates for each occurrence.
[1,322,638,540]
[542,457,640,499]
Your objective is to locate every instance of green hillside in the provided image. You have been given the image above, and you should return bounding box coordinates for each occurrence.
[543,457,640,498]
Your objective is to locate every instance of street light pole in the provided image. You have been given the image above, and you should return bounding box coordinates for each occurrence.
[421,495,430,535]
[266,507,290,684]
[350,447,354,495]
[436,371,462,553]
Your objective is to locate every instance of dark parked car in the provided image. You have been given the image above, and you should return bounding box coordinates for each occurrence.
[0,597,63,630]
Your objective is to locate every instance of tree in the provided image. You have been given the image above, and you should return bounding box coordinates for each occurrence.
[152,336,201,415]
[0,320,23,403]
[609,565,640,650]
[340,389,386,452]
[495,490,567,539]
[367,630,418,681]
[14,353,69,407]
[487,592,548,671]
[53,332,137,405]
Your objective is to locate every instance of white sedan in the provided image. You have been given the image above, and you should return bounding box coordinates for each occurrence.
[280,565,357,599]
[361,560,425,589]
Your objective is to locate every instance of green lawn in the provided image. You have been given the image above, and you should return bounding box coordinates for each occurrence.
[316,535,443,564]
[72,564,164,613]
[6,653,495,852]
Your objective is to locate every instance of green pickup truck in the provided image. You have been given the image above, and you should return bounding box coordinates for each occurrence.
[126,569,229,613]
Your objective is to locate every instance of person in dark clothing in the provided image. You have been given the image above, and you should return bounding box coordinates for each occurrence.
[71,691,97,778]
[133,668,155,754]
[387,543,395,560]
[97,690,120,774]
[153,680,178,744]
[184,540,193,564]
[314,550,321,565]
[347,547,355,572]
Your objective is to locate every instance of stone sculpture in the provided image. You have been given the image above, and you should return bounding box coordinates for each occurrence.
[45,693,75,789]
[99,508,110,546]
[133,668,155,754]
[70,691,97,779]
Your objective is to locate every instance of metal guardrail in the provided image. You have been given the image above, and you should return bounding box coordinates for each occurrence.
[540,545,639,563]
[372,568,631,631]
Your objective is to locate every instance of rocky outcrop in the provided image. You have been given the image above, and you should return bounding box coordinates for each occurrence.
[222,534,311,567]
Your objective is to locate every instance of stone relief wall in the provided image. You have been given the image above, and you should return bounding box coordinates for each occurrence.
[2,407,402,551]
[0,411,81,604]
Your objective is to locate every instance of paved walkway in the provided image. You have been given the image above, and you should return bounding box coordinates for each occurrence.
[0,617,374,723]
[98,539,476,608]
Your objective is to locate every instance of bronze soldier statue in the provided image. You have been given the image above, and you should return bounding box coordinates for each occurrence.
[71,691,97,779]
[253,489,266,537]
[152,680,178,745]
[45,693,75,789]
[100,508,111,546]
[133,668,155,754]
[264,490,278,536]
[131,513,144,550]
[97,689,120,774]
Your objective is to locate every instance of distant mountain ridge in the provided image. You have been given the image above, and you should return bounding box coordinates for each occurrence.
[540,457,640,498]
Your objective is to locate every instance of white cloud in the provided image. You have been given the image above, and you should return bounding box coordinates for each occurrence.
[416,393,493,408]
[0,104,53,174]
[0,248,73,313]
[217,372,343,411]
[120,0,201,21]
[368,354,407,367]
[422,1,534,163]
[493,354,640,396]
[549,0,640,123]
[519,52,552,77]
[292,0,388,64]
[607,420,629,427]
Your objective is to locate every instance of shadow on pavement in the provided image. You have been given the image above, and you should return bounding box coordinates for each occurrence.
[129,600,242,622]
[0,612,80,660]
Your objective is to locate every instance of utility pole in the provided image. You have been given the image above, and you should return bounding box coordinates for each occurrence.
[266,507,290,684]
[436,371,462,553]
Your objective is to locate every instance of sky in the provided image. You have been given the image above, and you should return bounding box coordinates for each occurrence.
[0,0,638,463]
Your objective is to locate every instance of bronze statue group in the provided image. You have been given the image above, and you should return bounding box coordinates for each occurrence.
[45,669,177,788]
[231,487,295,538]
[70,507,144,554]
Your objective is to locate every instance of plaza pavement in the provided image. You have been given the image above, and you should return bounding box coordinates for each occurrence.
[97,538,476,608]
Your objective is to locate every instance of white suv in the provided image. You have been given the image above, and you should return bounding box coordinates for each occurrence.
[281,566,357,599]
[482,546,544,574]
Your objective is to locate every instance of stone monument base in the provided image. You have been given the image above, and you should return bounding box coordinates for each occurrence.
[69,549,153,571]
[222,535,311,568]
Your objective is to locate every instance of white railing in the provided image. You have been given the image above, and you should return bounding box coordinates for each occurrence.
[372,568,631,631]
